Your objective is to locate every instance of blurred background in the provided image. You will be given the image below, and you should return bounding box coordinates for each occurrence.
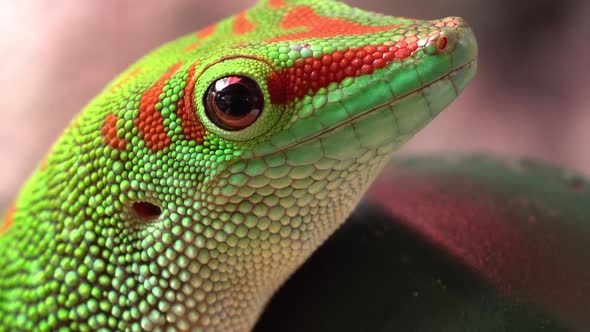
[0,0,588,210]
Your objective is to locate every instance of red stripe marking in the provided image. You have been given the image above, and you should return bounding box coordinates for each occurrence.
[197,24,218,39]
[177,61,205,144]
[102,113,127,150]
[136,62,183,151]
[268,0,286,8]
[233,11,255,35]
[268,6,400,42]
[0,205,16,235]
[185,24,218,51]
[110,67,142,92]
[268,41,418,104]
[185,42,201,52]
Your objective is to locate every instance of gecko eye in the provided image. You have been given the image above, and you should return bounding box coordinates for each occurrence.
[204,75,264,131]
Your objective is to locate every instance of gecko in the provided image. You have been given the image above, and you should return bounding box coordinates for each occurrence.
[0,0,477,330]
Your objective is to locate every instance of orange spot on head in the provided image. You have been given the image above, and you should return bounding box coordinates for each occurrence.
[0,205,16,235]
[135,62,183,151]
[102,114,127,150]
[268,6,400,42]
[110,67,142,92]
[233,11,255,35]
[185,24,218,51]
[185,41,202,52]
[177,60,205,144]
[198,24,217,39]
[268,0,286,8]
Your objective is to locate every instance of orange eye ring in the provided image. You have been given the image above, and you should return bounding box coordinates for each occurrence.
[204,76,264,131]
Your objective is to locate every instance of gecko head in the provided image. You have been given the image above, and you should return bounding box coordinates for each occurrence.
[176,4,478,329]
[191,6,479,243]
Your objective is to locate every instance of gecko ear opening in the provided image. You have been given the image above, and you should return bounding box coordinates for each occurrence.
[131,201,162,221]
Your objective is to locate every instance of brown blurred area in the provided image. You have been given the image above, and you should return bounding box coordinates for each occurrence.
[0,0,588,209]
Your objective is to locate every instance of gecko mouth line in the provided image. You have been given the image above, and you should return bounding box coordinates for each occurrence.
[256,57,478,158]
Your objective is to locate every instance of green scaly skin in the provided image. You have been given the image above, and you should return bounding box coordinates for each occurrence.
[0,0,477,330]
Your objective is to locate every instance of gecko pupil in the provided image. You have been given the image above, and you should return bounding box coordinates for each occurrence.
[205,75,263,131]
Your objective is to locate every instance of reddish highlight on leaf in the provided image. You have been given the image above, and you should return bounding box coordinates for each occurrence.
[268,6,400,42]
[136,62,182,151]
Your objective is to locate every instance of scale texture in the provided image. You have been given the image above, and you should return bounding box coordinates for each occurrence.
[0,0,477,330]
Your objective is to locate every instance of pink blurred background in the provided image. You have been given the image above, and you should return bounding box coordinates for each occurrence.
[1,0,588,209]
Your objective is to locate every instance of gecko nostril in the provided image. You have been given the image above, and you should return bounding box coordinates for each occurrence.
[437,36,449,52]
[131,201,162,221]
